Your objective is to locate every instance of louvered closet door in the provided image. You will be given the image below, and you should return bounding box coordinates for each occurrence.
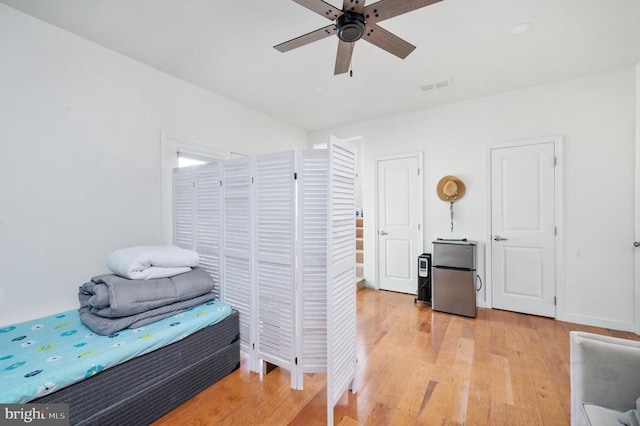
[222,158,254,357]
[327,138,357,426]
[173,167,195,249]
[195,163,222,299]
[255,151,297,386]
[297,149,329,382]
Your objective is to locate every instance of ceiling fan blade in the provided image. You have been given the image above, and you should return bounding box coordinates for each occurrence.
[363,23,415,59]
[342,0,365,14]
[363,0,443,24]
[274,24,337,53]
[334,40,354,75]
[292,0,344,20]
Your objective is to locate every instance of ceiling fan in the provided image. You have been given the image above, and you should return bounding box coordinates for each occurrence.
[274,0,443,75]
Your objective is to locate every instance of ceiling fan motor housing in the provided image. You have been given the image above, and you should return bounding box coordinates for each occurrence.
[336,11,366,42]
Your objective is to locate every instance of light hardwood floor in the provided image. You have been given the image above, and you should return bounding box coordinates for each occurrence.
[153,289,639,425]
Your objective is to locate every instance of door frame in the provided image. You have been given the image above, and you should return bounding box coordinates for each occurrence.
[374,152,424,291]
[485,135,564,317]
[635,69,640,334]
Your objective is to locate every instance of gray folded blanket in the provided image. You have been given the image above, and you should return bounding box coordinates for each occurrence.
[79,292,217,335]
[78,267,214,318]
[619,397,640,426]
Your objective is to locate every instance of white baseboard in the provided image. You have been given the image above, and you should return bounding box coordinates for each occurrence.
[557,312,636,333]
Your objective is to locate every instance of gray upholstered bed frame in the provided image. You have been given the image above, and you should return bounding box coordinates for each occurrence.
[35,310,240,425]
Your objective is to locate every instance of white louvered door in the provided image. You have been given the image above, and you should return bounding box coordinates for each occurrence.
[326,138,357,426]
[221,157,256,368]
[296,149,329,389]
[172,166,195,250]
[254,151,297,387]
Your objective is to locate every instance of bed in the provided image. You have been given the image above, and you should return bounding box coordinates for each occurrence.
[1,301,240,425]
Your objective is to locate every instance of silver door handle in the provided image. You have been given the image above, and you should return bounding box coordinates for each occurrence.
[379,230,388,236]
[634,241,640,248]
[493,235,508,241]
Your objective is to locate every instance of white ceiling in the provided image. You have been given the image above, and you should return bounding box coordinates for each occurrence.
[2,0,640,131]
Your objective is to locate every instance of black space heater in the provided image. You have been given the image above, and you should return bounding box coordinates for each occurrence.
[414,253,431,305]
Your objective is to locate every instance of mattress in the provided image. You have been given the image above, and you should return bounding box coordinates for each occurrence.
[0,300,233,403]
[35,310,240,425]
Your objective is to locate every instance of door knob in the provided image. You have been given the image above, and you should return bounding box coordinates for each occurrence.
[634,241,640,248]
[379,230,388,236]
[493,235,508,241]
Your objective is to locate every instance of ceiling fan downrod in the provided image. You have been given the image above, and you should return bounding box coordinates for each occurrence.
[336,11,366,43]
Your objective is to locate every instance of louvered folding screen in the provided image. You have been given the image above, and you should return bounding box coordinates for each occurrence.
[297,149,329,386]
[221,158,255,361]
[254,151,297,387]
[326,140,357,426]
[172,146,358,409]
[172,163,222,298]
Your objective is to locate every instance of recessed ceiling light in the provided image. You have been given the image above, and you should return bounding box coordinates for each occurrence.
[509,22,532,35]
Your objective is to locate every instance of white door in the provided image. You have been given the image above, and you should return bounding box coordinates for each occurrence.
[376,154,423,294]
[490,142,556,317]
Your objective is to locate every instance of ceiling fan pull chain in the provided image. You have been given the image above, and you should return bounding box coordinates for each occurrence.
[350,43,354,77]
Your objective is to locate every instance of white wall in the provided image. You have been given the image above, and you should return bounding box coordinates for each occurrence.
[311,67,637,331]
[0,5,307,325]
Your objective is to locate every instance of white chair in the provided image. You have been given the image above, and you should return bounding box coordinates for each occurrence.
[570,331,640,425]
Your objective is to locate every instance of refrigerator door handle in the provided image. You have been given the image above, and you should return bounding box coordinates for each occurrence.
[433,265,473,272]
[476,274,483,291]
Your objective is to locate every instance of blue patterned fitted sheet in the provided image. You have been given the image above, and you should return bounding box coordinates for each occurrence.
[0,300,232,403]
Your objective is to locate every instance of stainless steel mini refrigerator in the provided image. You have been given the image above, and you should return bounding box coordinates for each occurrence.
[431,240,477,317]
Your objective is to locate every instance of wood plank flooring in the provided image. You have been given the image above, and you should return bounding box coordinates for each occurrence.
[153,289,640,425]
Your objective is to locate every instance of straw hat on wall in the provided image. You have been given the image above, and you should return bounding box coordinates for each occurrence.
[436,175,466,202]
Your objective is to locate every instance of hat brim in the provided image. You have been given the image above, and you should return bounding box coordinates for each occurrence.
[437,175,466,201]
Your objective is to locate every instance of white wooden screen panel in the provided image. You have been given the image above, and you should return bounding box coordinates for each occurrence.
[297,149,329,384]
[172,166,194,250]
[254,151,297,386]
[222,158,254,361]
[327,140,357,426]
[195,164,222,298]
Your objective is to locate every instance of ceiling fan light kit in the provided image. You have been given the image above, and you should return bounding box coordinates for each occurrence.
[337,12,366,42]
[274,0,444,75]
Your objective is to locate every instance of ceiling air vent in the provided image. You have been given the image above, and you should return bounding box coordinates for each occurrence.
[421,78,453,92]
